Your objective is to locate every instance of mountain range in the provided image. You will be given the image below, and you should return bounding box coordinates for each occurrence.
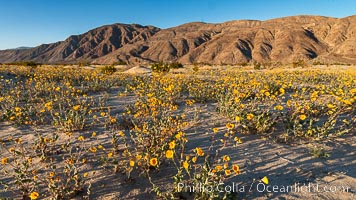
[1,15,356,65]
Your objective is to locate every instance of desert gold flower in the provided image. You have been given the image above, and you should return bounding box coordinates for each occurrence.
[1,158,8,165]
[175,131,183,139]
[213,127,219,133]
[169,141,176,149]
[274,105,283,111]
[107,152,113,158]
[223,155,230,162]
[45,101,52,110]
[279,88,285,94]
[307,129,313,135]
[49,171,55,177]
[195,147,204,156]
[89,146,97,153]
[29,191,39,200]
[261,176,269,184]
[235,116,241,121]
[185,155,190,161]
[72,105,80,111]
[226,123,234,129]
[305,105,311,110]
[150,158,158,167]
[67,158,74,165]
[136,154,142,160]
[234,136,242,143]
[343,99,352,105]
[110,117,116,123]
[14,138,22,144]
[232,165,241,174]
[78,136,85,141]
[246,113,254,120]
[225,169,231,176]
[215,165,223,171]
[165,150,174,159]
[299,114,307,121]
[192,157,197,163]
[287,100,292,107]
[327,104,336,109]
[130,159,135,167]
[118,131,125,137]
[183,161,189,170]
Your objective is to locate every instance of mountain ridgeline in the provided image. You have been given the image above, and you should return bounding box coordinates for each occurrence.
[1,15,356,65]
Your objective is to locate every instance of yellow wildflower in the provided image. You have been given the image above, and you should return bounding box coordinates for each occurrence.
[232,165,241,174]
[1,158,8,165]
[150,158,158,167]
[166,150,174,159]
[223,155,230,162]
[261,176,269,184]
[72,105,80,111]
[195,147,204,156]
[183,161,189,170]
[246,113,254,120]
[225,169,231,176]
[299,114,307,121]
[226,123,234,129]
[29,192,39,200]
[169,141,176,149]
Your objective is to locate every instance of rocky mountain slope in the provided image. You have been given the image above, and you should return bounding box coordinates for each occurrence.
[1,15,356,64]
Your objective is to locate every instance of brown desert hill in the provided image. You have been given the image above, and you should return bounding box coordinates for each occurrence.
[0,24,160,63]
[1,15,356,64]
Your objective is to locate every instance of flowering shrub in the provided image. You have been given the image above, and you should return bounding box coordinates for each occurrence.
[0,65,354,199]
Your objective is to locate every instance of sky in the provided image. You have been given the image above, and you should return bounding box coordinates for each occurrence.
[0,0,355,50]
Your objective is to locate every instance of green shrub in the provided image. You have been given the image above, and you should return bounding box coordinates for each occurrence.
[78,60,91,67]
[312,61,324,65]
[254,62,262,70]
[6,61,41,67]
[292,60,305,68]
[193,65,199,72]
[112,61,128,65]
[100,66,117,75]
[240,62,248,67]
[151,62,170,73]
[169,62,183,69]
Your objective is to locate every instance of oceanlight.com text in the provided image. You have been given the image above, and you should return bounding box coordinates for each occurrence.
[177,182,352,194]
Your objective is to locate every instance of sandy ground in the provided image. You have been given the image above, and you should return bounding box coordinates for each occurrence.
[0,66,355,199]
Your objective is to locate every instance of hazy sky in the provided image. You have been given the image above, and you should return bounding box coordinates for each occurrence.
[0,0,355,50]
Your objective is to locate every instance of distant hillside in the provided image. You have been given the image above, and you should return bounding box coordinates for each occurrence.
[9,47,32,50]
[1,15,356,64]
